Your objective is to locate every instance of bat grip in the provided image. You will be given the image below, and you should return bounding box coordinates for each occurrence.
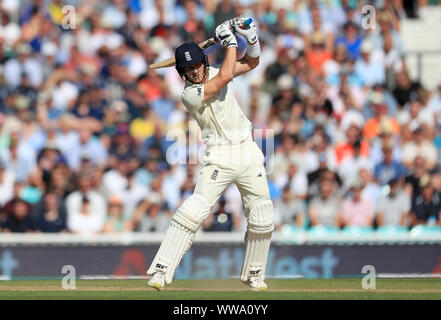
[213,18,253,43]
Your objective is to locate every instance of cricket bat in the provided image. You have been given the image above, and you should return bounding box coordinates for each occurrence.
[149,18,253,70]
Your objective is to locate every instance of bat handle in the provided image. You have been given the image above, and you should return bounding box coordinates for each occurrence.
[213,18,253,43]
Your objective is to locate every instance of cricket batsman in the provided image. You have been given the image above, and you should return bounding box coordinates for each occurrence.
[147,17,274,291]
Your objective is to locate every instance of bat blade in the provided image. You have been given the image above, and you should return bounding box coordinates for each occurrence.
[149,37,216,70]
[149,18,252,70]
[149,57,178,69]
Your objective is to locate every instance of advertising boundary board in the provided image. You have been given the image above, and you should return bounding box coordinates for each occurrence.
[0,243,440,279]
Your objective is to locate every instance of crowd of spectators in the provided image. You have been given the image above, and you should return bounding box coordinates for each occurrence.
[0,0,440,234]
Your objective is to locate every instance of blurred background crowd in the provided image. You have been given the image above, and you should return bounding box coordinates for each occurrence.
[0,0,440,234]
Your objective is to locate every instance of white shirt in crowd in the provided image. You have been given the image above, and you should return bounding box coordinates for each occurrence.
[66,191,107,234]
[0,168,15,207]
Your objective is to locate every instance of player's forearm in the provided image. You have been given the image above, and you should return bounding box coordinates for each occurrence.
[219,46,237,81]
[233,41,260,77]
[241,53,259,70]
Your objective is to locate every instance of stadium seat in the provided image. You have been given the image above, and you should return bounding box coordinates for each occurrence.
[376,225,409,234]
[306,225,340,243]
[340,226,374,244]
[280,225,305,236]
[409,225,441,242]
[375,226,410,244]
[342,226,374,234]
[308,225,340,235]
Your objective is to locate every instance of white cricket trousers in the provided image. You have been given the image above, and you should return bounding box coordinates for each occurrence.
[195,137,271,209]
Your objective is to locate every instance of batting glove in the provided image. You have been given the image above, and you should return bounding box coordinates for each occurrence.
[230,17,258,45]
[215,23,237,48]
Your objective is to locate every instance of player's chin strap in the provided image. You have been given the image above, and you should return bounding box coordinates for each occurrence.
[240,199,274,283]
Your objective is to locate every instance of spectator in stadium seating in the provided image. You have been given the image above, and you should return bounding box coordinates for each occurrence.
[338,139,372,192]
[340,180,375,227]
[309,178,342,227]
[101,157,130,198]
[377,178,411,227]
[335,123,370,166]
[108,124,138,161]
[354,40,385,87]
[179,168,197,200]
[139,133,170,171]
[129,106,157,143]
[116,170,149,220]
[305,32,332,75]
[324,43,348,82]
[405,156,429,203]
[369,117,402,167]
[427,82,441,128]
[2,198,34,233]
[410,175,441,226]
[363,102,400,141]
[308,152,330,199]
[402,127,437,170]
[335,21,362,60]
[48,164,76,199]
[272,74,301,124]
[268,134,295,183]
[265,49,292,93]
[359,167,382,212]
[203,197,235,232]
[103,195,133,233]
[3,43,43,90]
[289,136,318,174]
[363,83,399,119]
[307,145,342,201]
[132,192,170,232]
[135,152,159,183]
[32,189,68,233]
[66,173,106,234]
[0,132,36,183]
[62,127,108,170]
[380,32,405,89]
[392,70,422,108]
[376,10,405,55]
[400,99,436,132]
[338,87,365,130]
[274,186,306,230]
[374,142,407,186]
[0,162,15,207]
[431,172,441,199]
[275,161,308,200]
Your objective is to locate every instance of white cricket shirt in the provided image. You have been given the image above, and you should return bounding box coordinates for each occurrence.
[181,65,252,146]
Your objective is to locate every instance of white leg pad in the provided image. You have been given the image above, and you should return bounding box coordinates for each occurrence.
[147,219,194,284]
[247,200,274,234]
[240,231,272,283]
[173,193,211,232]
[147,194,211,284]
[240,200,274,282]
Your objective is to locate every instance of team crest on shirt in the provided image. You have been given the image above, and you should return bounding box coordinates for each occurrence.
[211,169,219,180]
[197,87,201,96]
